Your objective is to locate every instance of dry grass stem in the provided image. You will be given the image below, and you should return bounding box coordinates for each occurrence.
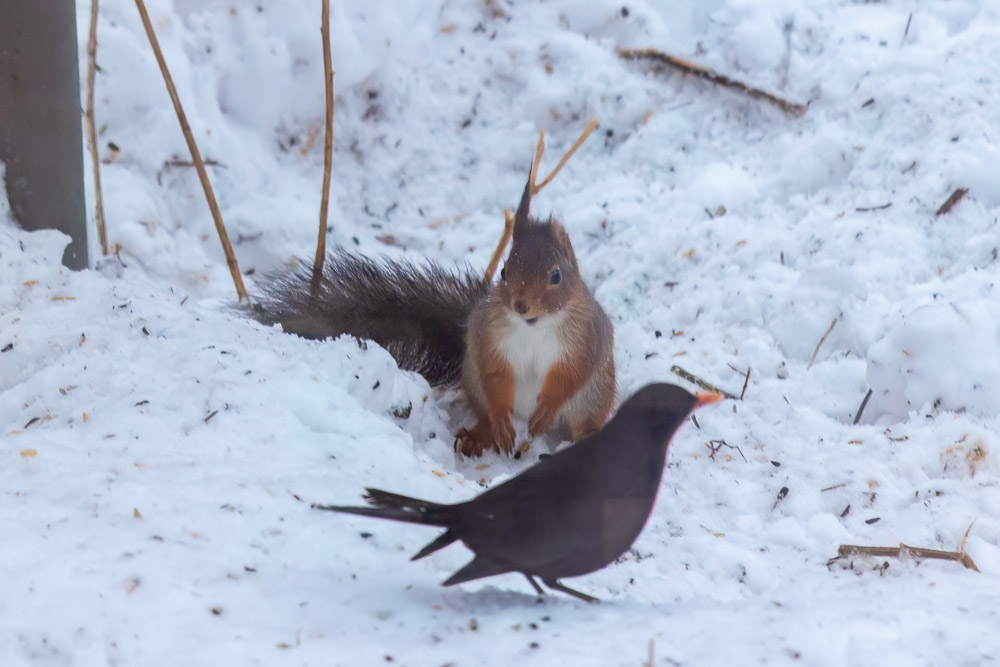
[530,129,545,191]
[86,0,108,256]
[532,118,599,195]
[830,543,980,572]
[808,317,838,369]
[618,48,808,117]
[484,209,515,283]
[853,388,873,425]
[670,365,736,399]
[134,0,247,300]
[959,520,976,553]
[483,119,598,284]
[312,0,335,290]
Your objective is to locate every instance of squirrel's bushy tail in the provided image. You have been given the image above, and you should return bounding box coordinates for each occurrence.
[249,250,489,386]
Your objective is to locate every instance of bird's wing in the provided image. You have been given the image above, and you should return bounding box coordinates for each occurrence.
[454,445,613,568]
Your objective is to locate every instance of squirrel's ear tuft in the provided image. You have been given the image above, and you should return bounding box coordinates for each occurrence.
[551,222,579,272]
[513,164,533,233]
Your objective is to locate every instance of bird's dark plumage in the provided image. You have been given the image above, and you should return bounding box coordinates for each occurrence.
[315,383,721,602]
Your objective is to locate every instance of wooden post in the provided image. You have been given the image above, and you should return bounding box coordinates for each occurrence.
[0,2,89,270]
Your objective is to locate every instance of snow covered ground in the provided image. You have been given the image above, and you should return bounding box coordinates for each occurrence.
[4,0,1000,664]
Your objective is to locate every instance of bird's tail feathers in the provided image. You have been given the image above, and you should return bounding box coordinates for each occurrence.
[411,528,458,560]
[319,504,448,527]
[315,487,452,527]
[363,487,448,513]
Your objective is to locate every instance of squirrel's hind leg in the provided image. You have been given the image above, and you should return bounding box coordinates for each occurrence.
[568,417,603,443]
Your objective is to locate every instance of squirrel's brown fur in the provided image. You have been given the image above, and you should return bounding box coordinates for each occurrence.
[250,171,615,456]
[457,177,615,455]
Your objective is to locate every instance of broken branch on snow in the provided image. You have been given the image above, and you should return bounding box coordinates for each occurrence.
[617,48,808,117]
[829,543,979,572]
[670,365,736,399]
[935,188,969,217]
[808,317,838,369]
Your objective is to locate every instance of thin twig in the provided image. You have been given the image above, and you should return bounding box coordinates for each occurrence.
[483,120,597,284]
[935,188,968,217]
[808,317,838,369]
[85,0,108,256]
[532,118,599,195]
[312,0,335,291]
[134,0,247,300]
[853,388,873,425]
[959,520,976,553]
[830,543,979,572]
[740,367,751,401]
[164,158,226,168]
[670,365,736,399]
[855,203,891,212]
[484,209,514,283]
[705,439,746,463]
[705,440,723,461]
[902,12,913,44]
[618,48,808,117]
[530,130,545,194]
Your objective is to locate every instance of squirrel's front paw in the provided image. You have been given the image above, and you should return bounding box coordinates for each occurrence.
[455,416,515,456]
[491,416,516,454]
[528,404,557,437]
[455,422,490,458]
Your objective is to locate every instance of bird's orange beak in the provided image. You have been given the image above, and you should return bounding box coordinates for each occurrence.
[695,392,724,407]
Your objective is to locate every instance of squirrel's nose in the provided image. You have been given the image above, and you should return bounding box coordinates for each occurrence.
[514,301,528,315]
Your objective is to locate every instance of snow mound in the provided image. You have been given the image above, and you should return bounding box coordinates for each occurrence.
[866,300,1000,420]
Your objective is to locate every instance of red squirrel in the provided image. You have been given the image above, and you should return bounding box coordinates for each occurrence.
[251,173,615,456]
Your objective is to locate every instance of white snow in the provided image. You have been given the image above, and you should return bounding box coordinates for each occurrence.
[4,0,1000,664]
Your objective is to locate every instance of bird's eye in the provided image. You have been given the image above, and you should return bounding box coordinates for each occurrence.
[550,269,561,285]
[500,266,506,281]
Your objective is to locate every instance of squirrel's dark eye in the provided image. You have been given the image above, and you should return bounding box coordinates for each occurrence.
[550,269,561,285]
[500,267,506,281]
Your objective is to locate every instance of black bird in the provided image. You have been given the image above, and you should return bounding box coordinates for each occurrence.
[314,383,721,602]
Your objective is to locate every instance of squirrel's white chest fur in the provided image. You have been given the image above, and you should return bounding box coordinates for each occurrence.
[496,312,566,420]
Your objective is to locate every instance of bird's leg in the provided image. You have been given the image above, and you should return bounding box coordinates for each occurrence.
[523,573,545,596]
[542,578,599,603]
